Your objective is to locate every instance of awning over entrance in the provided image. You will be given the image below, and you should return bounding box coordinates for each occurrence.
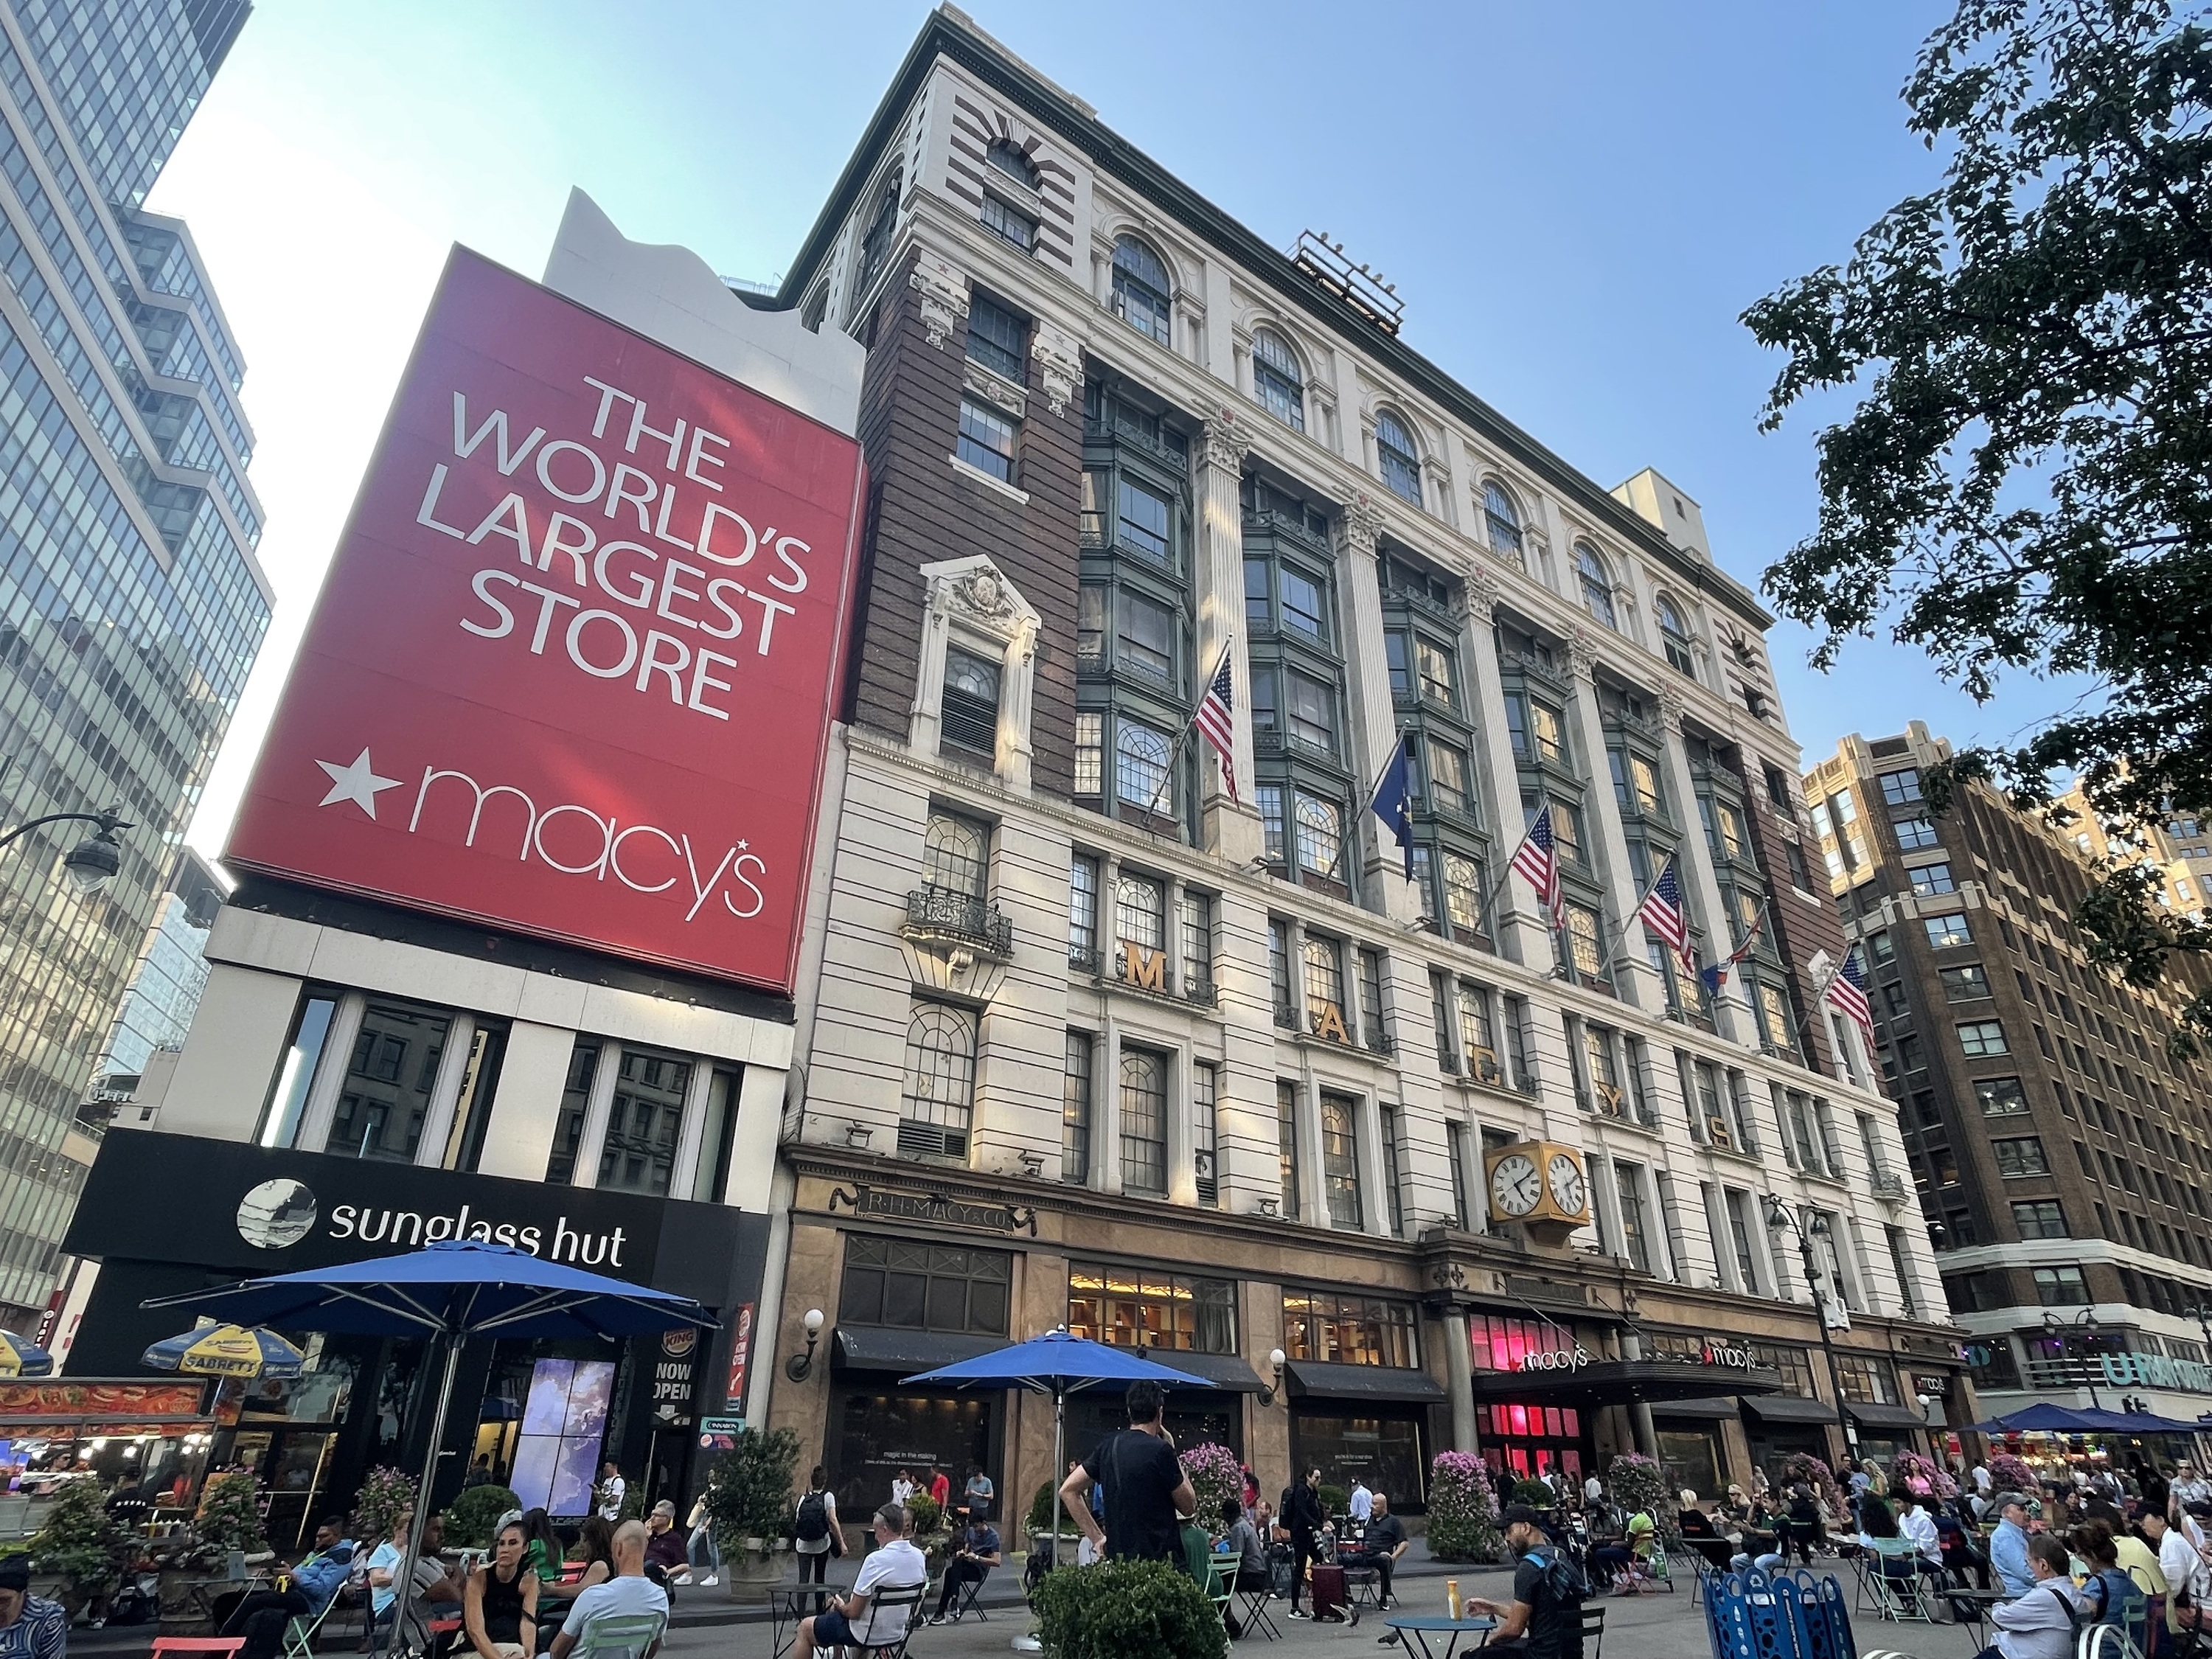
[1847,1402,1934,1432]
[1466,1360,1784,1413]
[1284,1360,1449,1404]
[832,1326,1004,1375]
[1648,1397,1743,1421]
[1743,1395,1841,1425]
[1150,1352,1268,1393]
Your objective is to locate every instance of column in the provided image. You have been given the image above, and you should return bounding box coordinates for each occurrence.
[412,1014,479,1169]
[1618,1327,1660,1458]
[1655,685,1755,1046]
[1562,628,1663,1012]
[1335,495,1420,922]
[1195,416,1262,862]
[1461,569,1554,970]
[1356,1091,1391,1238]
[294,990,368,1154]
[1444,1308,1479,1453]
[1166,1045,1198,1208]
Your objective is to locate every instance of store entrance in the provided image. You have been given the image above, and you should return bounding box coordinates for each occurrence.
[1475,1401,1588,1489]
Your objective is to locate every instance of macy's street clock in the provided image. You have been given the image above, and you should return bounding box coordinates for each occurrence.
[1484,1139,1591,1242]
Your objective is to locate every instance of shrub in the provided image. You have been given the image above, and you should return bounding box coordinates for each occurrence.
[31,1480,129,1602]
[1607,1453,1665,1518]
[1425,1453,1503,1562]
[443,1484,522,1548]
[1179,1444,1242,1535]
[906,1492,943,1536]
[1778,1453,1835,1496]
[353,1466,418,1540]
[702,1425,802,1551]
[1034,1556,1227,1659]
[195,1469,268,1558]
[1028,1479,1061,1540]
[1511,1478,1554,1508]
[1318,1484,1348,1517]
[1988,1453,2038,1495]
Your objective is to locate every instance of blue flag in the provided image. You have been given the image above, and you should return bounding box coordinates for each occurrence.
[1371,733,1414,880]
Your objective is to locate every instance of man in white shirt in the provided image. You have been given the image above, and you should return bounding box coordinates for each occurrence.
[1898,1496,1940,1565]
[1348,1479,1373,1524]
[595,1461,627,1522]
[1972,1464,1993,1497]
[551,1520,667,1659]
[794,1504,926,1659]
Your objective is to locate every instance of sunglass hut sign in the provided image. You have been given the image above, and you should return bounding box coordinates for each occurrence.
[235,1178,633,1270]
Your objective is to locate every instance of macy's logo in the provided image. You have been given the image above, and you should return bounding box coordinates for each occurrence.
[312,745,766,922]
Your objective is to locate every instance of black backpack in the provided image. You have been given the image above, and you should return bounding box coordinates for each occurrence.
[796,1489,830,1543]
[1527,1546,1590,1608]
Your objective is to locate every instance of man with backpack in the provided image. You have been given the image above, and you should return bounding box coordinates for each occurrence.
[792,1465,842,1613]
[1467,1504,1587,1658]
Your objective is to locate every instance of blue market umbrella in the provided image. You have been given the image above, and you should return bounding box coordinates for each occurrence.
[0,1329,53,1377]
[142,1239,716,1617]
[142,1320,305,1379]
[1972,1402,2110,1434]
[904,1328,1214,1577]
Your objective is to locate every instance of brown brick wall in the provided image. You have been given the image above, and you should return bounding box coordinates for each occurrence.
[1736,760,1853,1081]
[845,251,1083,799]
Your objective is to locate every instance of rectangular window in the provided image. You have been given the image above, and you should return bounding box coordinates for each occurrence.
[956,397,1017,482]
[1304,933,1346,1034]
[2012,1200,2067,1238]
[1885,1227,1919,1320]
[1939,964,1991,1001]
[1427,740,1471,815]
[1924,914,1973,949]
[1865,930,1894,967]
[545,1039,605,1185]
[838,1235,1010,1335]
[1958,1020,2009,1057]
[1119,1047,1167,1195]
[1615,1163,1652,1271]
[1415,636,1456,706]
[1062,1032,1093,1183]
[1551,801,1585,866]
[597,1046,695,1196]
[1385,630,1412,698]
[1116,476,1171,563]
[1528,700,1565,763]
[1502,995,1535,1090]
[1909,861,1955,897]
[1279,566,1325,639]
[1833,1354,1899,1405]
[1268,919,1293,1023]
[1992,1137,2049,1177]
[964,293,1027,379]
[1281,1287,1416,1367]
[900,1001,978,1159]
[1318,1097,1354,1230]
[329,995,456,1164]
[1285,669,1336,754]
[1116,591,1175,683]
[1358,947,1388,1048]
[1380,1102,1405,1237]
[1194,1062,1219,1207]
[1258,782,1284,865]
[259,990,338,1149]
[1431,971,1458,1071]
[1074,712,1102,796]
[1179,891,1214,996]
[1458,981,1498,1080]
[1068,855,1099,966]
[1879,769,1924,806]
[1447,1121,1472,1228]
[977,192,1036,252]
[1725,1189,1761,1292]
[1067,1265,1235,1352]
[2035,1265,2091,1305]
[1894,817,1940,850]
[1276,1081,1301,1217]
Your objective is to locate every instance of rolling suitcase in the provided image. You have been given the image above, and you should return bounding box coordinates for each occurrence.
[1310,1562,1349,1624]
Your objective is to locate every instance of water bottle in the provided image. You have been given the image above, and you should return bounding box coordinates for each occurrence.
[1446,1577,1461,1619]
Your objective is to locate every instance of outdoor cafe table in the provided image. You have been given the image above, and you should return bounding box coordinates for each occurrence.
[1945,1587,2008,1650]
[1381,1613,1497,1658]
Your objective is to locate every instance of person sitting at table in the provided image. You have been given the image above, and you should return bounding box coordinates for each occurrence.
[217,1514,355,1659]
[927,1513,1000,1624]
[641,1503,686,1587]
[1216,1498,1270,1594]
[1363,1493,1409,1610]
[464,1520,539,1659]
[1465,1504,1587,1657]
[368,1514,465,1658]
[1972,1534,2083,1659]
[518,1511,564,1588]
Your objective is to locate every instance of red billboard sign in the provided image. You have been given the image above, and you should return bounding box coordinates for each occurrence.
[228,248,864,994]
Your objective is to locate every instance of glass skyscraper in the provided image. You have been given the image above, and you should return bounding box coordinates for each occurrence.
[0,0,268,1322]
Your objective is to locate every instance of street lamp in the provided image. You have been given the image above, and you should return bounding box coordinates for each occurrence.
[2042,1307,2104,1411]
[1766,1194,1860,1458]
[0,806,132,897]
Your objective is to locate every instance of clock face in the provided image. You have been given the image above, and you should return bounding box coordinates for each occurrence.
[1548,1152,1588,1217]
[1490,1153,1542,1217]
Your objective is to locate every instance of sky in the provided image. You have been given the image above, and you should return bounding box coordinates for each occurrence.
[147,0,2067,855]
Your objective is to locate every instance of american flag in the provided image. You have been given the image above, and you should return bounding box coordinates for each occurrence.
[1826,945,1875,1040]
[1194,641,1238,803]
[1509,804,1565,925]
[1700,905,1768,997]
[1633,856,1694,973]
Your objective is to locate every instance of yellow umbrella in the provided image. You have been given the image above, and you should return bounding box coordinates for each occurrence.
[141,1320,305,1378]
[0,1330,53,1377]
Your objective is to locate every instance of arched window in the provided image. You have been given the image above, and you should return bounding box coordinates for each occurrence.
[1119,1048,1167,1194]
[1295,794,1344,883]
[852,173,900,307]
[1575,542,1617,628]
[1656,594,1695,675]
[1374,411,1422,504]
[921,809,988,898]
[1115,720,1173,813]
[1252,329,1305,432]
[900,1001,976,1158]
[1111,235,1172,346]
[984,139,1037,189]
[1483,481,1524,566]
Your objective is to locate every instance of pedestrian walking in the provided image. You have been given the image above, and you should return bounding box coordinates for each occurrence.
[1059,1379,1194,1566]
[1281,1467,1326,1619]
[793,1465,841,1613]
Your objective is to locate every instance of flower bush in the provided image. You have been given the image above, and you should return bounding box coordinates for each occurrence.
[1511,1478,1554,1507]
[1778,1453,1835,1495]
[1179,1443,1242,1534]
[1425,1453,1503,1562]
[195,1469,267,1558]
[1034,1556,1227,1659]
[1889,1450,1945,1498]
[353,1466,418,1541]
[1607,1453,1665,1518]
[1988,1453,2039,1495]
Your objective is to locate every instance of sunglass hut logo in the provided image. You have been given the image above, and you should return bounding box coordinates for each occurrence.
[234,1178,630,1267]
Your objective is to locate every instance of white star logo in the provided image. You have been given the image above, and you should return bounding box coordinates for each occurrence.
[315,748,403,820]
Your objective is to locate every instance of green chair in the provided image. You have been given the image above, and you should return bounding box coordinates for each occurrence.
[1205,1558,1233,1630]
[279,1593,341,1659]
[564,1610,667,1659]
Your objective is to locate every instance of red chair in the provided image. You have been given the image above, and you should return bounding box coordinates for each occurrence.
[153,1640,248,1659]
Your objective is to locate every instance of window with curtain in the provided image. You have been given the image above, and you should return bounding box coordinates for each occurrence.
[1068,1265,1236,1351]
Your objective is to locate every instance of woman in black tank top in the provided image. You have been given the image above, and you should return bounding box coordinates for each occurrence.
[466,1521,540,1659]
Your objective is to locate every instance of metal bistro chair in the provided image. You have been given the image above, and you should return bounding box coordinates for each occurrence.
[1576,1601,1607,1659]
[1863,1537,1935,1624]
[563,1611,666,1659]
[845,1583,927,1659]
[1203,1558,1233,1633]
[1234,1570,1281,1643]
[278,1594,341,1659]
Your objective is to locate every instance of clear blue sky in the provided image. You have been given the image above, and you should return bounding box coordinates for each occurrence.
[157,0,2051,849]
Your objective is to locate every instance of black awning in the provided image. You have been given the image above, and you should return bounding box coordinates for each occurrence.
[1284,1361,1448,1404]
[1848,1402,1934,1431]
[1743,1395,1842,1425]
[1465,1360,1784,1413]
[832,1326,1006,1377]
[1649,1397,1743,1421]
[1147,1352,1267,1394]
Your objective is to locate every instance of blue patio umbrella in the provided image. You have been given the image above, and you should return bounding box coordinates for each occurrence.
[0,1329,53,1377]
[141,1239,717,1618]
[1972,1402,2110,1434]
[141,1319,306,1379]
[904,1328,1214,1579]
